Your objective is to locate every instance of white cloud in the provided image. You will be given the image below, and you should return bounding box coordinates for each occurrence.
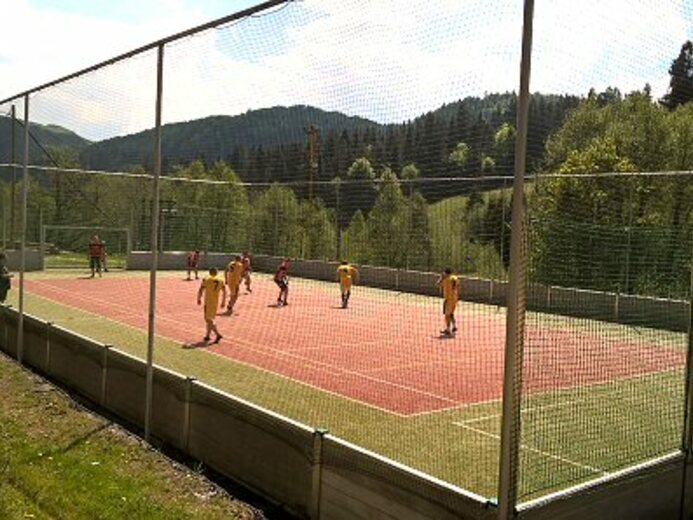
[1,0,691,141]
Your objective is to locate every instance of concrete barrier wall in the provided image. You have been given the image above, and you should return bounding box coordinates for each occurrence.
[104,348,146,426]
[519,454,685,520]
[3,249,42,271]
[127,251,237,271]
[48,325,104,403]
[149,366,189,450]
[21,314,48,370]
[319,436,495,520]
[617,294,690,332]
[0,305,18,357]
[188,382,314,518]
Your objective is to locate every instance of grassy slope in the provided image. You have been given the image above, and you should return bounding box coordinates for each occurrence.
[5,271,686,501]
[0,351,259,520]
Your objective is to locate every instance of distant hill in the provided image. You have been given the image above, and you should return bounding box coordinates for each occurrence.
[1,93,580,189]
[77,93,579,183]
[0,116,90,163]
[80,105,381,172]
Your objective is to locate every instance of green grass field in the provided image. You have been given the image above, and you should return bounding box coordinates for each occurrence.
[0,350,259,519]
[5,270,687,502]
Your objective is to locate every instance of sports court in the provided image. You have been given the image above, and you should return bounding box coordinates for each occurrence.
[22,271,685,416]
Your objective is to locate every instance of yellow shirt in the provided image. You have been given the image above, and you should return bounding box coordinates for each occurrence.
[202,275,225,307]
[337,264,357,284]
[440,275,459,300]
[226,260,244,287]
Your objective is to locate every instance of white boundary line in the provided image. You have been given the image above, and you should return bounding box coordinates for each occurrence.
[408,365,685,418]
[22,283,412,418]
[457,398,591,425]
[24,279,464,416]
[28,279,461,409]
[23,276,688,421]
[452,422,606,476]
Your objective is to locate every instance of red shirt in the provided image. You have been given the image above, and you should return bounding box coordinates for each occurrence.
[89,241,104,258]
[187,251,200,267]
[274,261,289,282]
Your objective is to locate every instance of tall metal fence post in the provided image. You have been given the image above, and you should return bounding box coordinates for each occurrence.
[2,205,6,251]
[17,95,30,363]
[10,104,17,247]
[679,250,693,519]
[39,209,45,270]
[497,0,535,518]
[144,43,165,442]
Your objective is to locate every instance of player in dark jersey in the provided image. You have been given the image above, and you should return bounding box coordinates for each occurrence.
[274,258,291,307]
[187,250,201,280]
[241,251,252,293]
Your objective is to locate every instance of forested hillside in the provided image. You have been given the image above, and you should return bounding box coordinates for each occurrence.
[0,116,90,163]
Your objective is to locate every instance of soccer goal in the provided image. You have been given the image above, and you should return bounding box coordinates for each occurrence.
[41,225,132,270]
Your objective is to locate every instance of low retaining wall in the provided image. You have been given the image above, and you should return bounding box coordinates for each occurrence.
[2,249,42,271]
[127,251,237,271]
[127,252,691,332]
[519,453,688,520]
[0,304,494,519]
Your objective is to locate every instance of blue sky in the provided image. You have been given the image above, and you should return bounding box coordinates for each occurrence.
[1,0,692,140]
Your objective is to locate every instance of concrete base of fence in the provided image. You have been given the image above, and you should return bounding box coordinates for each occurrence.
[519,453,687,520]
[127,251,237,271]
[2,249,42,271]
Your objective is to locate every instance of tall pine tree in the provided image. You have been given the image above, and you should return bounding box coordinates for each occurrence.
[661,41,693,110]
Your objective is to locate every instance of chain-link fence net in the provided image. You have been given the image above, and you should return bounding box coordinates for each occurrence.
[518,0,693,500]
[1,0,692,509]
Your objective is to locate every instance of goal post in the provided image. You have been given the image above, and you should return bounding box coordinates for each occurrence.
[41,225,132,270]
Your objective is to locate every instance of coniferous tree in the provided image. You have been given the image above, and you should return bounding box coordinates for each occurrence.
[661,41,693,110]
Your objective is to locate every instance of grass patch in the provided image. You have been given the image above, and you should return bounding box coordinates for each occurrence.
[0,351,260,519]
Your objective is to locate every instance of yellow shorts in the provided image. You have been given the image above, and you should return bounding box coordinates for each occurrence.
[204,304,217,322]
[228,284,240,296]
[340,281,352,292]
[444,298,458,316]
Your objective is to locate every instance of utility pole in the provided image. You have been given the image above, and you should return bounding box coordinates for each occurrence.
[306,124,319,201]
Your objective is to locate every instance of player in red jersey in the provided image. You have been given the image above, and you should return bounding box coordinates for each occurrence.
[88,235,104,278]
[187,249,201,281]
[241,251,252,293]
[274,258,291,306]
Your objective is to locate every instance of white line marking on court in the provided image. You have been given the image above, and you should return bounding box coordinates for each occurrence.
[452,422,606,476]
[407,366,684,418]
[24,285,412,418]
[458,398,590,425]
[26,279,460,413]
[25,277,686,420]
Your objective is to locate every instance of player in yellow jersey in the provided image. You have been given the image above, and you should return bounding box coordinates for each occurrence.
[436,268,459,336]
[197,267,227,344]
[225,255,244,315]
[336,260,358,309]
